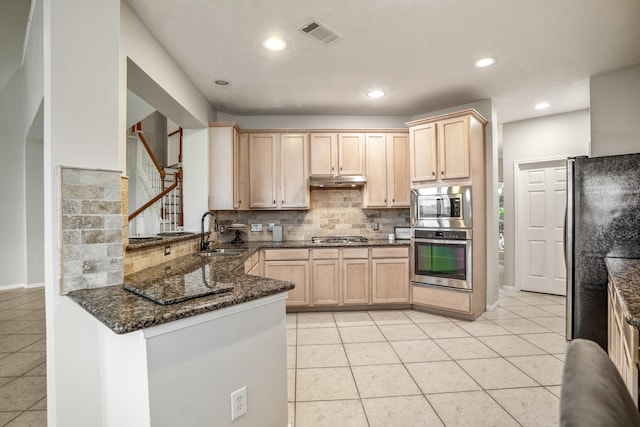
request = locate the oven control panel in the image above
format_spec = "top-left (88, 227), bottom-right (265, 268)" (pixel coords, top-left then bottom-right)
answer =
top-left (413, 229), bottom-right (471, 240)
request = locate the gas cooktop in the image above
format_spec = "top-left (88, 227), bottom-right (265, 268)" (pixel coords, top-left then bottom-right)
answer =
top-left (311, 236), bottom-right (369, 244)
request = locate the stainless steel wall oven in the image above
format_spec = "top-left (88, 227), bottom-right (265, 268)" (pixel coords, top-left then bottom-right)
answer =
top-left (411, 228), bottom-right (472, 291)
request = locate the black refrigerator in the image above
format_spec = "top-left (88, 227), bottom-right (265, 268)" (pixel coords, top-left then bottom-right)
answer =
top-left (566, 153), bottom-right (640, 350)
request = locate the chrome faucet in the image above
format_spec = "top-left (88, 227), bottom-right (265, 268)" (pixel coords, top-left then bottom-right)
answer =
top-left (200, 211), bottom-right (218, 251)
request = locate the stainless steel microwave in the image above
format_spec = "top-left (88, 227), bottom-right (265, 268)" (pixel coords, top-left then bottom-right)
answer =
top-left (410, 185), bottom-right (472, 229)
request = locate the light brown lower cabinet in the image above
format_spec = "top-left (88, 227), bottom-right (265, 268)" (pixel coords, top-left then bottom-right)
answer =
top-left (371, 247), bottom-right (410, 304)
top-left (341, 248), bottom-right (370, 305)
top-left (608, 281), bottom-right (639, 405)
top-left (312, 249), bottom-right (340, 306)
top-left (263, 249), bottom-right (310, 307)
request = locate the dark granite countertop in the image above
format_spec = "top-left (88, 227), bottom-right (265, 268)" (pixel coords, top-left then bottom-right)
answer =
top-left (606, 257), bottom-right (640, 327)
top-left (68, 238), bottom-right (410, 335)
top-left (125, 232), bottom-right (204, 251)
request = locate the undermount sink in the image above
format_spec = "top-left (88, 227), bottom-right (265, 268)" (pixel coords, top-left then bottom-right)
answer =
top-left (195, 248), bottom-right (248, 256)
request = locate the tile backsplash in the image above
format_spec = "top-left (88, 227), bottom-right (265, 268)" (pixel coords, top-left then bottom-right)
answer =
top-left (217, 188), bottom-right (409, 242)
top-left (60, 167), bottom-right (123, 293)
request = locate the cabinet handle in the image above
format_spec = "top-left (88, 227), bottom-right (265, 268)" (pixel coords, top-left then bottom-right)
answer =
top-left (432, 171), bottom-right (435, 176)
top-left (384, 198), bottom-right (387, 203)
top-left (331, 166), bottom-right (334, 171)
top-left (282, 200), bottom-right (284, 204)
top-left (441, 170), bottom-right (444, 175)
top-left (339, 166), bottom-right (343, 171)
top-left (392, 198), bottom-right (395, 202)
top-left (273, 200), bottom-right (276, 204)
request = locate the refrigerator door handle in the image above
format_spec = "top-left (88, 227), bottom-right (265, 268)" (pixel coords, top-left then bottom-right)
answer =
top-left (565, 158), bottom-right (575, 341)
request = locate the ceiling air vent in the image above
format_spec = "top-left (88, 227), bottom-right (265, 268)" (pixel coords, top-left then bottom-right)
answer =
top-left (299, 20), bottom-right (343, 46)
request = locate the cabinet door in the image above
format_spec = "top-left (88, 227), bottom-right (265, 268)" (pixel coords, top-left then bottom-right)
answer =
top-left (235, 132), bottom-right (250, 210)
top-left (410, 123), bottom-right (437, 183)
top-left (371, 258), bottom-right (409, 303)
top-left (388, 133), bottom-right (410, 207)
top-left (310, 133), bottom-right (337, 176)
top-left (312, 259), bottom-right (340, 305)
top-left (364, 133), bottom-right (388, 207)
top-left (264, 260), bottom-right (310, 307)
top-left (208, 125), bottom-right (235, 210)
top-left (338, 133), bottom-right (365, 175)
top-left (280, 134), bottom-right (309, 209)
top-left (342, 259), bottom-right (370, 305)
top-left (249, 134), bottom-right (277, 208)
top-left (438, 116), bottom-right (470, 180)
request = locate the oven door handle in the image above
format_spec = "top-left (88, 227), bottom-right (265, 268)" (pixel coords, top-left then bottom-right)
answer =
top-left (414, 238), bottom-right (470, 245)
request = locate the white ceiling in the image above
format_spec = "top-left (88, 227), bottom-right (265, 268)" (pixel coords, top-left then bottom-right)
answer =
top-left (126, 0), bottom-right (640, 124)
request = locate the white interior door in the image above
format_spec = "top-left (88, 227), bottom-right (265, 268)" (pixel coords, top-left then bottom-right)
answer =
top-left (518, 161), bottom-right (566, 295)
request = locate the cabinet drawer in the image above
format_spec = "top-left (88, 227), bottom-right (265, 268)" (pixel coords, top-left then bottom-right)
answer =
top-left (412, 285), bottom-right (470, 313)
top-left (372, 247), bottom-right (409, 258)
top-left (264, 249), bottom-right (309, 261)
top-left (343, 248), bottom-right (369, 259)
top-left (312, 249), bottom-right (339, 259)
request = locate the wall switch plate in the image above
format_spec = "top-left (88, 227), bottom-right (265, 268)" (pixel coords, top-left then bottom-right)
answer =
top-left (250, 223), bottom-right (262, 232)
top-left (268, 223), bottom-right (275, 231)
top-left (373, 222), bottom-right (379, 231)
top-left (230, 386), bottom-right (247, 420)
top-left (164, 246), bottom-right (171, 256)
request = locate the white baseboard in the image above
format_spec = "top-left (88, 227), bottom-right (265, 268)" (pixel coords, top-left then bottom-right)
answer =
top-left (486, 299), bottom-right (500, 312)
top-left (499, 285), bottom-right (517, 297)
top-left (0, 282), bottom-right (45, 291)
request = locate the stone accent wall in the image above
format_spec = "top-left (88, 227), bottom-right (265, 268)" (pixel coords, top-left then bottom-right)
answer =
top-left (217, 188), bottom-right (409, 242)
top-left (60, 167), bottom-right (123, 293)
top-left (124, 237), bottom-right (200, 275)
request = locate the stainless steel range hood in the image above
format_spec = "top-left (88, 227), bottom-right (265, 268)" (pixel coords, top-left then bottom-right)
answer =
top-left (308, 175), bottom-right (367, 188)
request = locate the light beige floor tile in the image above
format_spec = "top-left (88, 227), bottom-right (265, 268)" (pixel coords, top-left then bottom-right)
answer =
top-left (296, 328), bottom-right (341, 345)
top-left (287, 346), bottom-right (296, 369)
top-left (0, 377), bottom-right (14, 387)
top-left (530, 316), bottom-right (566, 334)
top-left (507, 355), bottom-right (564, 386)
top-left (352, 364), bottom-right (420, 398)
top-left (19, 337), bottom-right (46, 353)
top-left (286, 329), bottom-right (297, 346)
top-left (0, 376), bottom-right (46, 411)
top-left (288, 369), bottom-right (295, 402)
top-left (30, 396), bottom-right (47, 410)
top-left (520, 333), bottom-right (568, 354)
top-left (390, 340), bottom-right (450, 363)
top-left (297, 344), bottom-right (348, 368)
top-left (367, 310), bottom-right (412, 325)
top-left (0, 310), bottom-right (32, 321)
top-left (403, 310), bottom-right (452, 324)
top-left (333, 311), bottom-right (374, 327)
top-left (428, 390), bottom-right (519, 427)
top-left (296, 367), bottom-right (358, 401)
top-left (362, 395), bottom-right (444, 427)
top-left (338, 325), bottom-right (385, 343)
top-left (378, 323), bottom-right (428, 341)
top-left (16, 322), bottom-right (46, 335)
top-left (286, 313), bottom-right (297, 329)
top-left (479, 307), bottom-right (522, 320)
top-left (0, 335), bottom-right (43, 353)
top-left (406, 361), bottom-right (480, 394)
top-left (490, 318), bottom-right (550, 334)
top-left (489, 387), bottom-right (560, 427)
top-left (553, 353), bottom-right (566, 362)
top-left (478, 335), bottom-right (547, 357)
top-left (504, 305), bottom-right (559, 318)
top-left (537, 305), bottom-right (566, 316)
top-left (458, 358), bottom-right (538, 389)
top-left (511, 295), bottom-right (560, 306)
top-left (5, 410), bottom-right (47, 427)
top-left (13, 310), bottom-right (46, 321)
top-left (539, 295), bottom-right (566, 304)
top-left (297, 312), bottom-right (336, 329)
top-left (0, 321), bottom-right (40, 335)
top-left (458, 320), bottom-right (511, 336)
top-left (418, 322), bottom-right (471, 339)
top-left (434, 337), bottom-right (499, 360)
top-left (0, 412), bottom-right (20, 426)
top-left (546, 385), bottom-right (562, 397)
top-left (295, 400), bottom-right (368, 427)
top-left (499, 297), bottom-right (531, 307)
top-left (344, 342), bottom-right (400, 366)
top-left (13, 302), bottom-right (44, 310)
top-left (288, 402), bottom-right (295, 426)
top-left (0, 352), bottom-right (46, 377)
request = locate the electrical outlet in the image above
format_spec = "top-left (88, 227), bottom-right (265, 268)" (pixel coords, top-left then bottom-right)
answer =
top-left (164, 246), bottom-right (171, 256)
top-left (219, 225), bottom-right (225, 233)
top-left (230, 386), bottom-right (247, 420)
top-left (373, 222), bottom-right (379, 231)
top-left (250, 223), bottom-right (263, 232)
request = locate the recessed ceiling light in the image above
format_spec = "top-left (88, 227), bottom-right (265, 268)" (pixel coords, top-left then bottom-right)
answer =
top-left (214, 80), bottom-right (230, 86)
top-left (535, 102), bottom-right (550, 110)
top-left (475, 57), bottom-right (495, 68)
top-left (367, 90), bottom-right (385, 98)
top-left (263, 37), bottom-right (287, 51)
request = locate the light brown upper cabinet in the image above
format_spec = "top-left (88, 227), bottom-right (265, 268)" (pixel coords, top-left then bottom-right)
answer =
top-left (407, 109), bottom-right (487, 186)
top-left (364, 133), bottom-right (410, 208)
top-left (249, 133), bottom-right (309, 209)
top-left (310, 133), bottom-right (365, 176)
top-left (209, 123), bottom-right (249, 210)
